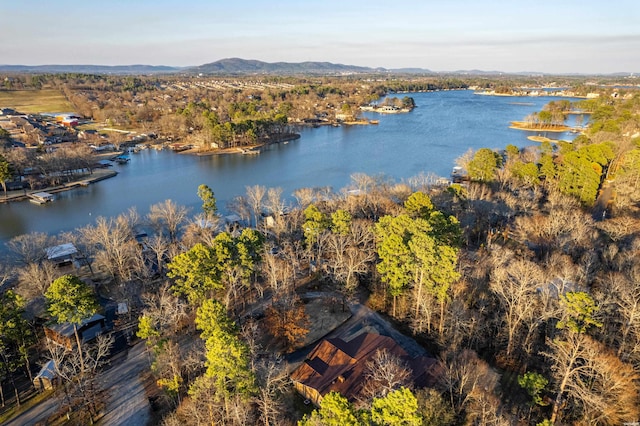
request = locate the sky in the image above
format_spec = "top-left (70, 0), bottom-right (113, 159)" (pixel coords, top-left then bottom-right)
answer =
top-left (1, 0), bottom-right (639, 74)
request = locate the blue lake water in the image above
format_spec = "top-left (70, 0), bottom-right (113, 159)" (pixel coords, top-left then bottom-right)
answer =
top-left (0, 90), bottom-right (578, 243)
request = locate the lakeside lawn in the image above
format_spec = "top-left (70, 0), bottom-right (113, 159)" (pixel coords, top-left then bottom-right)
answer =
top-left (0, 89), bottom-right (75, 113)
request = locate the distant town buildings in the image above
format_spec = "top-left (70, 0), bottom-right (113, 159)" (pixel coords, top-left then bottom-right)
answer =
top-left (0, 110), bottom-right (80, 146)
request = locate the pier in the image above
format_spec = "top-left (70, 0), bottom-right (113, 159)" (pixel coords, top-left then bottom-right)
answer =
top-left (28, 192), bottom-right (54, 204)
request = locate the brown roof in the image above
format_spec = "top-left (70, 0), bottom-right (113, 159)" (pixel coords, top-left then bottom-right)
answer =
top-left (291, 332), bottom-right (439, 402)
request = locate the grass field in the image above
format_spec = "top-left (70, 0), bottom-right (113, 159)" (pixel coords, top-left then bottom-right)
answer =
top-left (0, 89), bottom-right (75, 113)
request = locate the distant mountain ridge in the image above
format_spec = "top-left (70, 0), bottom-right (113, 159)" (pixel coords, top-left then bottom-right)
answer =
top-left (0, 59), bottom-right (634, 76)
top-left (0, 59), bottom-right (432, 76)
top-left (187, 58), bottom-right (393, 75)
top-left (0, 64), bottom-right (181, 74)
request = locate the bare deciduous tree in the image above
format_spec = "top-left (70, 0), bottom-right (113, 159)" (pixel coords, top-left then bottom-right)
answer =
top-left (16, 260), bottom-right (60, 299)
top-left (227, 195), bottom-right (251, 225)
top-left (605, 268), bottom-right (640, 363)
top-left (81, 215), bottom-right (143, 284)
top-left (246, 185), bottom-right (266, 228)
top-left (264, 187), bottom-right (289, 237)
top-left (489, 252), bottom-right (544, 358)
top-left (145, 232), bottom-right (171, 278)
top-left (545, 334), bottom-right (640, 425)
top-left (360, 349), bottom-right (411, 404)
top-left (292, 187), bottom-right (316, 209)
top-left (438, 349), bottom-right (501, 417)
top-left (254, 355), bottom-right (288, 426)
top-left (6, 232), bottom-right (50, 265)
top-left (181, 214), bottom-right (220, 248)
top-left (140, 282), bottom-right (188, 336)
top-left (148, 199), bottom-right (190, 243)
top-left (261, 249), bottom-right (295, 299)
top-left (47, 334), bottom-right (114, 424)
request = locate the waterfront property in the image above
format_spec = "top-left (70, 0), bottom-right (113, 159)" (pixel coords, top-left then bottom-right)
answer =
top-left (113, 154), bottom-right (130, 164)
top-left (45, 242), bottom-right (78, 267)
top-left (28, 191), bottom-right (54, 204)
top-left (0, 90), bottom-right (579, 244)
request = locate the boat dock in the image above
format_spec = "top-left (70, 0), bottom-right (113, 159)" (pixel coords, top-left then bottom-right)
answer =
top-left (28, 192), bottom-right (54, 204)
top-left (113, 154), bottom-right (130, 164)
top-left (241, 148), bottom-right (260, 155)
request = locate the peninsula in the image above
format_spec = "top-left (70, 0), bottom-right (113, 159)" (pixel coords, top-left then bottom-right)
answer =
top-left (509, 121), bottom-right (571, 132)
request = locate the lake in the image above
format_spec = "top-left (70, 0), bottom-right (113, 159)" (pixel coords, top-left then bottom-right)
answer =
top-left (0, 90), bottom-right (578, 243)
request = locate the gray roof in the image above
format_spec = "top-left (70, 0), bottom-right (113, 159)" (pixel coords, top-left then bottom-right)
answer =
top-left (48, 313), bottom-right (105, 338)
top-left (45, 243), bottom-right (78, 261)
top-left (34, 360), bottom-right (57, 381)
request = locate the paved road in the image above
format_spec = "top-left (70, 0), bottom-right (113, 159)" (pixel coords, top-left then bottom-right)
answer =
top-left (593, 185), bottom-right (613, 221)
top-left (5, 341), bottom-right (151, 426)
top-left (4, 391), bottom-right (58, 426)
top-left (97, 341), bottom-right (151, 426)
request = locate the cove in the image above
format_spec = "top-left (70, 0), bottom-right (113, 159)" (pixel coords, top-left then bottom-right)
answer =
top-left (0, 90), bottom-right (577, 243)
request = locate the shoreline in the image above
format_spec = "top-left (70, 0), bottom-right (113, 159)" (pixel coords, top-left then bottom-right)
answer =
top-left (184, 133), bottom-right (301, 157)
top-left (475, 91), bottom-right (588, 99)
top-left (527, 135), bottom-right (569, 144)
top-left (0, 168), bottom-right (118, 204)
top-left (509, 121), bottom-right (571, 132)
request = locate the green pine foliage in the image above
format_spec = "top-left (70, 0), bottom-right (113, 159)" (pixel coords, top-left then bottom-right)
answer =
top-left (467, 148), bottom-right (502, 182)
top-left (518, 371), bottom-right (549, 406)
top-left (370, 387), bottom-right (422, 426)
top-left (557, 291), bottom-right (603, 334)
top-left (197, 184), bottom-right (218, 218)
top-left (304, 204), bottom-right (329, 246)
top-left (167, 229), bottom-right (264, 305)
top-left (331, 209), bottom-right (352, 236)
top-left (45, 274), bottom-right (98, 325)
top-left (195, 299), bottom-right (255, 397)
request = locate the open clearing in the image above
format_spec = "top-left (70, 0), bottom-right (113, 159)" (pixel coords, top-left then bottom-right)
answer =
top-left (0, 89), bottom-right (75, 113)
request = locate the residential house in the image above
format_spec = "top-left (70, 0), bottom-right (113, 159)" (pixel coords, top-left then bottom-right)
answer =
top-left (290, 332), bottom-right (439, 406)
top-left (44, 313), bottom-right (107, 350)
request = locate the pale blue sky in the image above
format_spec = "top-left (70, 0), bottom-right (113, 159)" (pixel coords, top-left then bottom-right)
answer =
top-left (1, 0), bottom-right (638, 73)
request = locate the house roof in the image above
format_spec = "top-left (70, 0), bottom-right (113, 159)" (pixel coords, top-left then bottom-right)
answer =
top-left (45, 243), bottom-right (78, 261)
top-left (34, 360), bottom-right (57, 381)
top-left (291, 332), bottom-right (439, 402)
top-left (47, 313), bottom-right (105, 338)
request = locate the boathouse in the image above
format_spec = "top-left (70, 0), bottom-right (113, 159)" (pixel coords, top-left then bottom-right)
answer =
top-left (45, 243), bottom-right (78, 267)
top-left (28, 192), bottom-right (54, 204)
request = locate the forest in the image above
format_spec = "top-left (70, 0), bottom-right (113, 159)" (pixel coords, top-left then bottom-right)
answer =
top-left (0, 74), bottom-right (639, 425)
